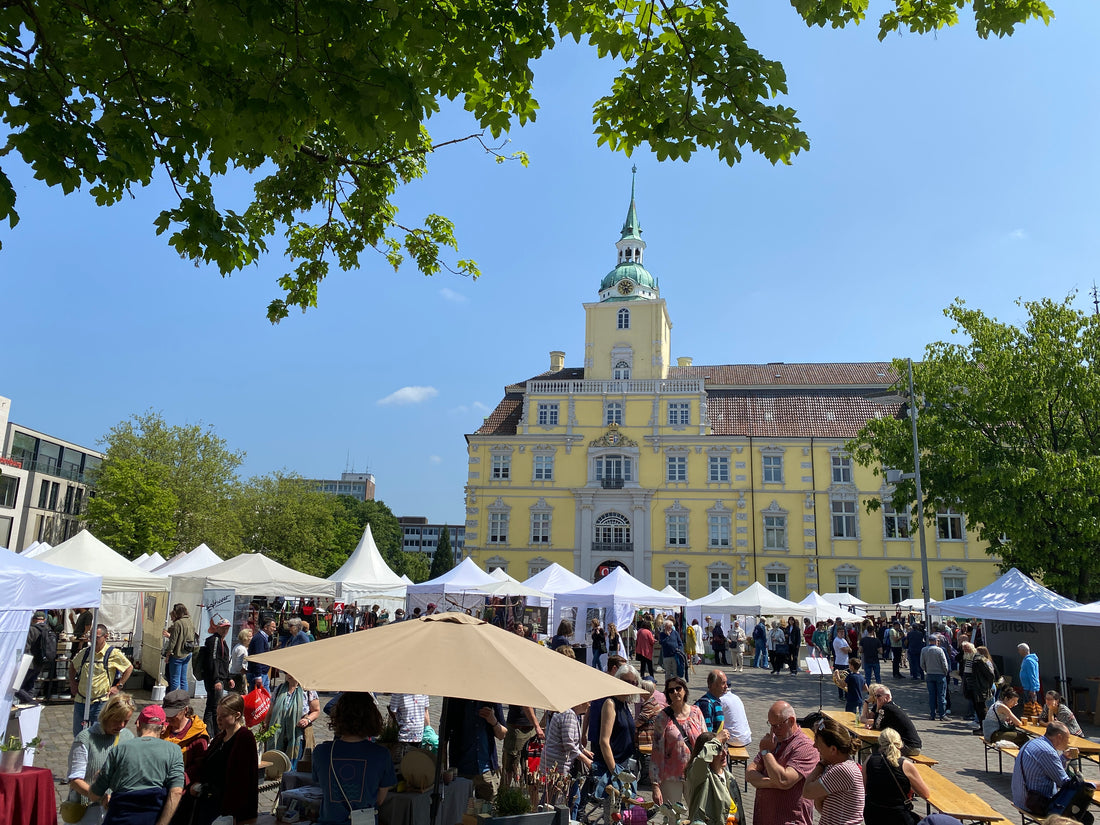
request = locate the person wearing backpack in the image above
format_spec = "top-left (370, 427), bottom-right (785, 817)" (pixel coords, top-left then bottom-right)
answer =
top-left (68, 623), bottom-right (133, 736)
top-left (164, 604), bottom-right (198, 693)
top-left (19, 611), bottom-right (54, 698)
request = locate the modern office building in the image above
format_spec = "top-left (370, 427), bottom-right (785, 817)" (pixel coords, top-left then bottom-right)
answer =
top-left (461, 181), bottom-right (1001, 603)
top-left (398, 517), bottom-right (465, 562)
top-left (0, 395), bottom-right (102, 551)
top-left (312, 471), bottom-right (376, 501)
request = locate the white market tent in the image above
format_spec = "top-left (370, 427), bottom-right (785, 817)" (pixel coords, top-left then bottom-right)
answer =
top-left (134, 552), bottom-right (167, 571)
top-left (154, 543), bottom-right (223, 576)
top-left (405, 556), bottom-right (498, 613)
top-left (35, 530), bottom-right (168, 638)
top-left (170, 553), bottom-right (337, 618)
top-left (20, 541), bottom-right (52, 559)
top-left (0, 549), bottom-right (102, 754)
top-left (554, 566), bottom-right (688, 637)
top-left (707, 582), bottom-right (814, 620)
top-left (684, 586), bottom-right (735, 627)
top-left (1057, 601), bottom-right (1100, 627)
top-left (326, 525), bottom-right (406, 611)
top-left (523, 563), bottom-right (590, 594)
top-left (799, 591), bottom-right (864, 624)
top-left (660, 585), bottom-right (684, 598)
top-left (897, 597), bottom-right (936, 611)
top-left (820, 592), bottom-right (868, 609)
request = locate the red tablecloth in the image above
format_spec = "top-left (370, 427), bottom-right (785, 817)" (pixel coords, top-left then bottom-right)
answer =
top-left (0, 767), bottom-right (57, 825)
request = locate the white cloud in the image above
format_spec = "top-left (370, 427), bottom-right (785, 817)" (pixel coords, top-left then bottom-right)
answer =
top-left (429, 455), bottom-right (443, 464)
top-left (377, 386), bottom-right (439, 406)
top-left (440, 287), bottom-right (468, 304)
top-left (450, 401), bottom-right (491, 415)
top-left (1008, 228), bottom-right (1028, 240)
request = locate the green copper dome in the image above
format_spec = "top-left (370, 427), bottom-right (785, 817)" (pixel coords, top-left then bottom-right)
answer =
top-left (600, 262), bottom-right (658, 292)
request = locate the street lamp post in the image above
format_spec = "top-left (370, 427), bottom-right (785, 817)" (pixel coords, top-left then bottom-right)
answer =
top-left (885, 358), bottom-right (933, 632)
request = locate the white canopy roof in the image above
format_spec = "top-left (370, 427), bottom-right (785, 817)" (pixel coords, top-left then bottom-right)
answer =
top-left (474, 578), bottom-right (553, 600)
top-left (171, 553), bottom-right (337, 597)
top-left (1058, 600), bottom-right (1100, 627)
top-left (327, 525), bottom-right (406, 602)
top-left (706, 582), bottom-right (814, 619)
top-left (36, 530), bottom-right (168, 593)
top-left (896, 597), bottom-right (935, 610)
top-left (133, 552), bottom-right (166, 571)
top-left (660, 585), bottom-right (684, 598)
top-left (0, 547), bottom-right (103, 611)
top-left (820, 592), bottom-right (868, 608)
top-left (154, 543), bottom-right (223, 575)
top-left (555, 567), bottom-right (687, 632)
top-left (406, 556), bottom-right (497, 594)
top-left (684, 586), bottom-right (736, 626)
top-left (798, 591), bottom-right (863, 624)
top-left (21, 541), bottom-right (52, 558)
top-left (931, 567), bottom-right (1079, 622)
top-left (523, 563), bottom-right (590, 595)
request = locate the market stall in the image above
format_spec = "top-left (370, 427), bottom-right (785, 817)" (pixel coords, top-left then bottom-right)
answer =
top-left (326, 524), bottom-right (406, 613)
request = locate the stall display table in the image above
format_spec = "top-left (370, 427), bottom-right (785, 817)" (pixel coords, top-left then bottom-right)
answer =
top-left (379, 776), bottom-right (473, 825)
top-left (0, 767), bottom-right (57, 825)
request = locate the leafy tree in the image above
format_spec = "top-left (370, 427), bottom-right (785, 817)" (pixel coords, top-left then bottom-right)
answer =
top-left (0, 0), bottom-right (1053, 321)
top-left (402, 551), bottom-right (431, 584)
top-left (850, 297), bottom-right (1100, 601)
top-left (93, 411), bottom-right (243, 556)
top-left (235, 471), bottom-right (341, 575)
top-left (429, 526), bottom-right (455, 579)
top-left (85, 456), bottom-right (178, 559)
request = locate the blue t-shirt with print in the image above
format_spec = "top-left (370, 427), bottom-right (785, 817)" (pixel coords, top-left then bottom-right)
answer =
top-left (311, 739), bottom-right (396, 825)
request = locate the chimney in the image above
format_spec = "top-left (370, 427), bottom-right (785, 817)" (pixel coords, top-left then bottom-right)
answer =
top-left (550, 351), bottom-right (565, 372)
top-left (677, 357), bottom-right (693, 367)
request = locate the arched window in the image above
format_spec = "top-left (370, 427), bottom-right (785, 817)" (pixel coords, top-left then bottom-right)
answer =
top-left (617, 308), bottom-right (630, 330)
top-left (613, 360), bottom-right (631, 379)
top-left (594, 512), bottom-right (631, 546)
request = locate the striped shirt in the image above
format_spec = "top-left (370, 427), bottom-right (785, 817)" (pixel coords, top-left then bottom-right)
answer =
top-left (542, 708), bottom-right (583, 774)
top-left (695, 692), bottom-right (725, 733)
top-left (1012, 735), bottom-right (1069, 810)
top-left (388, 694), bottom-right (429, 743)
top-left (818, 760), bottom-right (865, 825)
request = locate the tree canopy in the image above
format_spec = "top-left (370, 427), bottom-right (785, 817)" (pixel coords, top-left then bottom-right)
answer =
top-left (1, 0), bottom-right (1053, 321)
top-left (429, 525), bottom-right (455, 579)
top-left (850, 297), bottom-right (1100, 601)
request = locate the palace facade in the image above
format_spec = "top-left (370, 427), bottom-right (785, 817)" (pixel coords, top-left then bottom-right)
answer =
top-left (462, 182), bottom-right (999, 603)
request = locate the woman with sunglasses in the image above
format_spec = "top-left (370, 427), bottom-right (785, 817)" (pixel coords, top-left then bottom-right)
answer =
top-left (650, 676), bottom-right (705, 808)
top-left (803, 717), bottom-right (864, 825)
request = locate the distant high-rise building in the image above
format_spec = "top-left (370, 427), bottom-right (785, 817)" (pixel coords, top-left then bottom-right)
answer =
top-left (398, 517), bottom-right (464, 562)
top-left (0, 395), bottom-right (102, 551)
top-left (312, 471), bottom-right (376, 501)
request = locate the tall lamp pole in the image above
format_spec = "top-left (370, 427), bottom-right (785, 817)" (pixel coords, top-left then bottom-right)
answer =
top-left (885, 358), bottom-right (932, 631)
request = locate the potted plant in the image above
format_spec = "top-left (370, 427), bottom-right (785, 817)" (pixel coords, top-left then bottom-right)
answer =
top-left (478, 787), bottom-right (568, 825)
top-left (0, 735), bottom-right (41, 774)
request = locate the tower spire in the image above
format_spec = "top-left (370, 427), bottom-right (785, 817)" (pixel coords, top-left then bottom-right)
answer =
top-left (620, 165), bottom-right (642, 241)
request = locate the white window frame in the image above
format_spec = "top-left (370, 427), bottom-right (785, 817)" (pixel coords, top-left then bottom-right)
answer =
top-left (708, 563), bottom-right (732, 594)
top-left (595, 454), bottom-right (632, 483)
top-left (765, 566), bottom-right (789, 599)
top-left (666, 454), bottom-right (687, 483)
top-left (883, 501), bottom-right (910, 539)
top-left (889, 571), bottom-right (913, 604)
top-left (942, 567), bottom-right (967, 600)
top-left (762, 454), bottom-right (783, 484)
top-left (488, 511), bottom-right (510, 544)
top-left (613, 361), bottom-right (631, 380)
top-left (708, 513), bottom-right (731, 549)
top-left (831, 497), bottom-right (857, 538)
top-left (708, 454), bottom-right (730, 483)
top-left (831, 454), bottom-right (853, 484)
top-left (490, 451), bottom-right (511, 480)
top-left (605, 401), bottom-right (623, 426)
top-left (530, 510), bottom-right (551, 544)
top-left (937, 506), bottom-right (964, 540)
top-left (667, 402), bottom-right (690, 426)
top-left (664, 561), bottom-right (690, 597)
top-left (532, 452), bottom-right (554, 481)
top-left (763, 514), bottom-right (787, 550)
top-left (617, 308), bottom-right (630, 329)
top-left (835, 567), bottom-right (860, 597)
top-left (536, 402), bottom-right (559, 426)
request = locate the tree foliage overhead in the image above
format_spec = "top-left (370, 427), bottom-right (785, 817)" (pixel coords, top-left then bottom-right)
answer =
top-left (88, 410), bottom-right (244, 557)
top-left (850, 297), bottom-right (1100, 601)
top-left (0, 0), bottom-right (1053, 322)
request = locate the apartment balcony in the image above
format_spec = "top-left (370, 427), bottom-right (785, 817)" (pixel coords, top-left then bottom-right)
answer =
top-left (600, 477), bottom-right (625, 489)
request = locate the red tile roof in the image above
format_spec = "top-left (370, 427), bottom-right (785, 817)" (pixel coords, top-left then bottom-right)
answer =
top-left (670, 362), bottom-right (898, 386)
top-left (706, 391), bottom-right (902, 438)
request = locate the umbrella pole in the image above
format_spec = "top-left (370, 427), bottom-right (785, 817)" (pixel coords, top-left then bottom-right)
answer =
top-left (429, 696), bottom-right (451, 824)
top-left (83, 608), bottom-right (98, 729)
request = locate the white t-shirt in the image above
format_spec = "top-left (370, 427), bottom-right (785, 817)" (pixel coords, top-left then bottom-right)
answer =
top-left (719, 691), bottom-right (752, 746)
top-left (833, 634), bottom-right (851, 667)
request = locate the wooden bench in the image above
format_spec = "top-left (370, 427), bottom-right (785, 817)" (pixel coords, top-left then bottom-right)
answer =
top-left (1012, 803), bottom-right (1043, 825)
top-left (908, 752), bottom-right (939, 767)
top-left (983, 737), bottom-right (1020, 775)
top-left (915, 764), bottom-right (1012, 824)
top-left (727, 744), bottom-right (750, 790)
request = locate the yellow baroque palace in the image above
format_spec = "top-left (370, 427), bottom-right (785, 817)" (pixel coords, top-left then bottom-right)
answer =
top-left (463, 179), bottom-right (1000, 604)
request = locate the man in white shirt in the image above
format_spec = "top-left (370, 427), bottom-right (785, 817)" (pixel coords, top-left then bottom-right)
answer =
top-left (719, 682), bottom-right (752, 746)
top-left (832, 629), bottom-right (852, 701)
top-left (388, 693), bottom-right (431, 752)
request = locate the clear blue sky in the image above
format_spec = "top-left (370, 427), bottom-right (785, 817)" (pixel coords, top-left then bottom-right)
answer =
top-left (4, 3), bottom-right (1098, 528)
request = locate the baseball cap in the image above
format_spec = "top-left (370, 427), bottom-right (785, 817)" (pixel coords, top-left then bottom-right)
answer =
top-left (427, 603), bottom-right (436, 610)
top-left (33, 611), bottom-right (46, 621)
top-left (163, 690), bottom-right (191, 717)
top-left (138, 705), bottom-right (167, 726)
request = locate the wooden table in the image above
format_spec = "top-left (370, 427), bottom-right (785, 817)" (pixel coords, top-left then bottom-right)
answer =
top-left (821, 710), bottom-right (938, 766)
top-left (915, 763), bottom-right (1009, 824)
top-left (1017, 722), bottom-right (1100, 773)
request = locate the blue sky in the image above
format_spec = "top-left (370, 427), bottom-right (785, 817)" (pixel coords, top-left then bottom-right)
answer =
top-left (3, 3), bottom-right (1098, 528)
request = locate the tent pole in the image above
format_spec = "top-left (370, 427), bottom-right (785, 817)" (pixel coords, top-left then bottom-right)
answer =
top-left (429, 696), bottom-right (451, 825)
top-left (82, 608), bottom-right (98, 729)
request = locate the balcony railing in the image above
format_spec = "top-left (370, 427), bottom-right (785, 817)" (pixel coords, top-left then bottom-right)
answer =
top-left (2, 453), bottom-right (90, 483)
top-left (600, 477), bottom-right (625, 489)
top-left (591, 543), bottom-right (633, 556)
top-left (527, 378), bottom-right (705, 395)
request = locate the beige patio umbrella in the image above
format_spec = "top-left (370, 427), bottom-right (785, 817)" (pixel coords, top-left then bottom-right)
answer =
top-left (249, 610), bottom-right (643, 710)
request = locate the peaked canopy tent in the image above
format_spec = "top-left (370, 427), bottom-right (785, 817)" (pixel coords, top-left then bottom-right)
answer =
top-left (405, 556), bottom-right (498, 613)
top-left (553, 566), bottom-right (688, 639)
top-left (19, 541), bottom-right (52, 559)
top-left (0, 549), bottom-right (102, 756)
top-left (931, 567), bottom-right (1081, 694)
top-left (798, 591), bottom-right (864, 624)
top-left (521, 563), bottom-right (591, 609)
top-left (326, 525), bottom-right (406, 611)
top-left (684, 586), bottom-right (735, 627)
top-left (35, 530), bottom-right (168, 638)
top-left (706, 582), bottom-right (815, 621)
top-left (134, 552), bottom-right (167, 571)
top-left (170, 553), bottom-right (337, 616)
top-left (820, 592), bottom-right (868, 609)
top-left (154, 543), bottom-right (223, 576)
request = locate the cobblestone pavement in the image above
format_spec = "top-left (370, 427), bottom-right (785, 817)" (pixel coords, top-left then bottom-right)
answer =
top-left (27, 654), bottom-right (1096, 823)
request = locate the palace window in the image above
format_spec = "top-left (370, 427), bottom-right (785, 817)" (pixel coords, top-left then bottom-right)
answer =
top-left (613, 361), bottom-right (631, 380)
top-left (831, 498), bottom-right (857, 538)
top-left (667, 455), bottom-right (687, 483)
top-left (533, 454), bottom-right (554, 481)
top-left (667, 514), bottom-right (688, 546)
top-left (488, 511), bottom-right (509, 544)
top-left (836, 571), bottom-right (859, 597)
top-left (763, 514), bottom-right (787, 550)
top-left (490, 452), bottom-right (511, 480)
top-left (762, 454), bottom-right (783, 483)
top-left (708, 514), bottom-right (731, 548)
top-left (943, 574), bottom-right (966, 600)
top-left (708, 564), bottom-right (732, 593)
top-left (889, 572), bottom-right (913, 604)
top-left (596, 455), bottom-right (632, 483)
top-left (605, 402), bottom-right (623, 426)
top-left (617, 308), bottom-right (630, 329)
top-left (668, 402), bottom-right (690, 426)
top-left (831, 455), bottom-right (853, 483)
top-left (530, 511), bottom-right (551, 544)
top-left (665, 563), bottom-right (689, 597)
top-left (708, 455), bottom-right (729, 483)
top-left (937, 507), bottom-right (964, 540)
top-left (594, 512), bottom-right (631, 546)
top-left (536, 403), bottom-right (559, 426)
top-left (883, 502), bottom-right (910, 539)
top-left (766, 569), bottom-right (789, 599)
